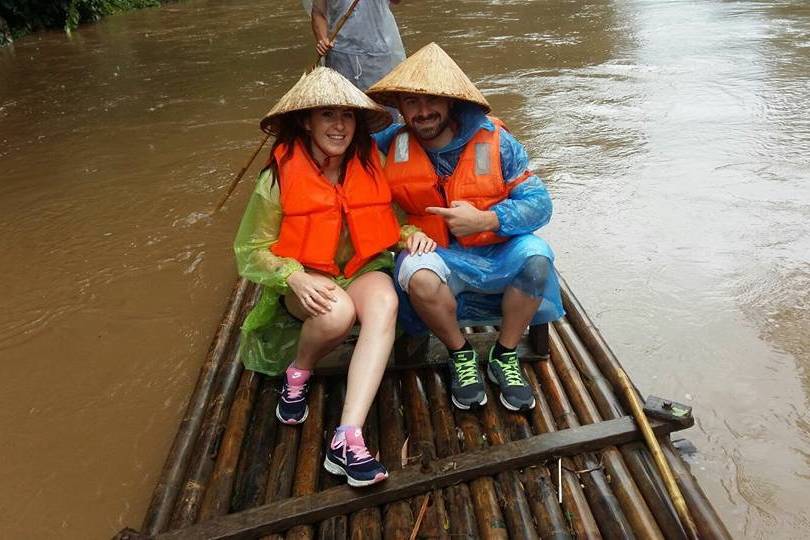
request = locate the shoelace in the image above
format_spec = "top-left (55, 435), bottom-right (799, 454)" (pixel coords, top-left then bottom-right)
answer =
top-left (284, 381), bottom-right (307, 400)
top-left (348, 444), bottom-right (372, 462)
top-left (495, 352), bottom-right (524, 386)
top-left (453, 351), bottom-right (479, 387)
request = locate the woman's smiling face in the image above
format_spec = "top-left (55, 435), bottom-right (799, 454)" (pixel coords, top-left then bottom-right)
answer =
top-left (304, 107), bottom-right (357, 159)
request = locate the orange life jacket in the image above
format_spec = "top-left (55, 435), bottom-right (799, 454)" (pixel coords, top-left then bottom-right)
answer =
top-left (270, 140), bottom-right (400, 278)
top-left (384, 121), bottom-right (529, 248)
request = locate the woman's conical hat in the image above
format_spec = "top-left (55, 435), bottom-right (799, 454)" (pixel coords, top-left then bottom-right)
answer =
top-left (366, 42), bottom-right (490, 113)
top-left (260, 67), bottom-right (392, 134)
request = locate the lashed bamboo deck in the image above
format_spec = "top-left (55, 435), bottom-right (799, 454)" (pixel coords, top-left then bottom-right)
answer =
top-left (117, 275), bottom-right (731, 540)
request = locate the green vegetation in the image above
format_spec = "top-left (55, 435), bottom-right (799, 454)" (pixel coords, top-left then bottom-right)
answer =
top-left (1, 0), bottom-right (161, 45)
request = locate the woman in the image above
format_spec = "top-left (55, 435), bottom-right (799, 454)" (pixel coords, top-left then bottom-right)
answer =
top-left (234, 67), bottom-right (435, 487)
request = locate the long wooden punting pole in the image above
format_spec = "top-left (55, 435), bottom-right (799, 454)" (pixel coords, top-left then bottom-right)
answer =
top-left (141, 277), bottom-right (253, 535)
top-left (213, 0), bottom-right (362, 214)
top-left (377, 374), bottom-right (416, 537)
top-left (522, 367), bottom-right (602, 539)
top-left (197, 370), bottom-right (260, 520)
top-left (557, 275), bottom-right (731, 539)
top-left (552, 320), bottom-right (688, 539)
top-left (424, 370), bottom-right (482, 538)
top-left (152, 415), bottom-right (688, 539)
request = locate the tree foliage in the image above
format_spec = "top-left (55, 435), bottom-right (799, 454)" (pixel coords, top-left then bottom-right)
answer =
top-left (0, 0), bottom-right (160, 44)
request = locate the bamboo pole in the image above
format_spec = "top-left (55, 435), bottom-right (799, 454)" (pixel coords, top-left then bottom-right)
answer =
top-left (400, 370), bottom-right (450, 539)
top-left (499, 406), bottom-right (573, 540)
top-left (349, 402), bottom-right (383, 539)
top-left (377, 374), bottom-right (416, 538)
top-left (230, 377), bottom-right (279, 512)
top-left (169, 338), bottom-right (248, 527)
top-left (557, 275), bottom-right (731, 539)
top-left (616, 367), bottom-right (699, 539)
top-left (534, 358), bottom-right (636, 539)
top-left (317, 379), bottom-right (348, 540)
top-left (424, 369), bottom-right (480, 538)
top-left (141, 277), bottom-right (253, 535)
top-left (285, 379), bottom-right (326, 540)
top-left (548, 327), bottom-right (665, 539)
top-left (522, 366), bottom-right (602, 539)
top-left (198, 369), bottom-right (260, 520)
top-left (478, 386), bottom-right (540, 540)
top-left (452, 409), bottom-right (508, 539)
top-left (553, 319), bottom-right (688, 539)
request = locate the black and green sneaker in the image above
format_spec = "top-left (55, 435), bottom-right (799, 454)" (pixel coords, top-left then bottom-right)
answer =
top-left (487, 346), bottom-right (536, 411)
top-left (448, 348), bottom-right (487, 410)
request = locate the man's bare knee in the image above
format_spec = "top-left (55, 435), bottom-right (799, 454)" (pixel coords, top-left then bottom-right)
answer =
top-left (408, 269), bottom-right (443, 301)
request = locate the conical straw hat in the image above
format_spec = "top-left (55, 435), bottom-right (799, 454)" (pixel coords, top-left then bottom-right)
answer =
top-left (367, 42), bottom-right (490, 113)
top-left (260, 67), bottom-right (392, 134)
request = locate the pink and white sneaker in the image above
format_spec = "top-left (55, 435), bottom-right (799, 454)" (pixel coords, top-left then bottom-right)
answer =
top-left (323, 427), bottom-right (388, 487)
top-left (275, 367), bottom-right (310, 425)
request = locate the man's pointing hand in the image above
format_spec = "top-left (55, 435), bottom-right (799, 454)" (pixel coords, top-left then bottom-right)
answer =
top-left (426, 201), bottom-right (500, 238)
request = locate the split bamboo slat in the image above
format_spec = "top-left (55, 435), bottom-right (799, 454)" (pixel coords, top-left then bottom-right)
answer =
top-left (121, 275), bottom-right (729, 540)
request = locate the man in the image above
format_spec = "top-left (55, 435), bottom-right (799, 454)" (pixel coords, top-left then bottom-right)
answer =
top-left (310, 0), bottom-right (405, 91)
top-left (368, 43), bottom-right (565, 412)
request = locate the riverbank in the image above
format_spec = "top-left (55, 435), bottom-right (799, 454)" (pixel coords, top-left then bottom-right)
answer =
top-left (0, 0), bottom-right (162, 46)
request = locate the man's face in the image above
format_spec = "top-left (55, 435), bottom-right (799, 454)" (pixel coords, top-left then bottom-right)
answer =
top-left (397, 94), bottom-right (453, 141)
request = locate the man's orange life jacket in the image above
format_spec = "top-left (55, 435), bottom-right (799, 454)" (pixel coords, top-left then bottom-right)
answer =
top-left (270, 140), bottom-right (400, 278)
top-left (383, 122), bottom-right (529, 248)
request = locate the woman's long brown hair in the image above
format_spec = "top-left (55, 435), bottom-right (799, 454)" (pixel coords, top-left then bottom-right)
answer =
top-left (267, 108), bottom-right (374, 185)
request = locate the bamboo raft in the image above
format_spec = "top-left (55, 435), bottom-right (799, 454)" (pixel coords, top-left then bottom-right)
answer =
top-left (116, 274), bottom-right (731, 540)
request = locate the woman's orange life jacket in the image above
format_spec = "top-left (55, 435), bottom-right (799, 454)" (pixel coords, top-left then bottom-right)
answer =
top-left (383, 121), bottom-right (530, 248)
top-left (270, 139), bottom-right (400, 278)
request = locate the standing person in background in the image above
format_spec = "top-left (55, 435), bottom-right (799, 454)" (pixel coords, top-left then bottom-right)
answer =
top-left (310, 0), bottom-right (406, 91)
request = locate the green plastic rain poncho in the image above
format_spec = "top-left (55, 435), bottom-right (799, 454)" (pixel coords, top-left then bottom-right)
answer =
top-left (234, 164), bottom-right (417, 376)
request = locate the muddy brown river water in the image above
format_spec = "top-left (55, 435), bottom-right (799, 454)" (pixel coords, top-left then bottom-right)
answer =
top-left (1, 0), bottom-right (809, 538)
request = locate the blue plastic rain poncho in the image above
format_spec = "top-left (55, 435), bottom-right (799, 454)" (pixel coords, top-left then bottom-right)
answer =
top-left (373, 102), bottom-right (565, 334)
top-left (309, 0), bottom-right (405, 90)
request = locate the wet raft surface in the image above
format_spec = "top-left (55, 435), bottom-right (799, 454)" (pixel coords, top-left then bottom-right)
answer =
top-left (123, 276), bottom-right (731, 540)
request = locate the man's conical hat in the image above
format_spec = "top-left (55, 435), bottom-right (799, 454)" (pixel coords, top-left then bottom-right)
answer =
top-left (366, 42), bottom-right (490, 113)
top-left (260, 67), bottom-right (392, 134)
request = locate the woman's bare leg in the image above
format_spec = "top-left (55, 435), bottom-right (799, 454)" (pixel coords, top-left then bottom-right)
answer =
top-left (340, 271), bottom-right (398, 426)
top-left (284, 273), bottom-right (356, 370)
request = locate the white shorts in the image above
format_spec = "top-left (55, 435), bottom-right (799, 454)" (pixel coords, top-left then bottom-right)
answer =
top-left (397, 252), bottom-right (499, 296)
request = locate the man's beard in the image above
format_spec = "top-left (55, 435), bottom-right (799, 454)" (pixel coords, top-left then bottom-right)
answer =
top-left (411, 113), bottom-right (451, 141)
